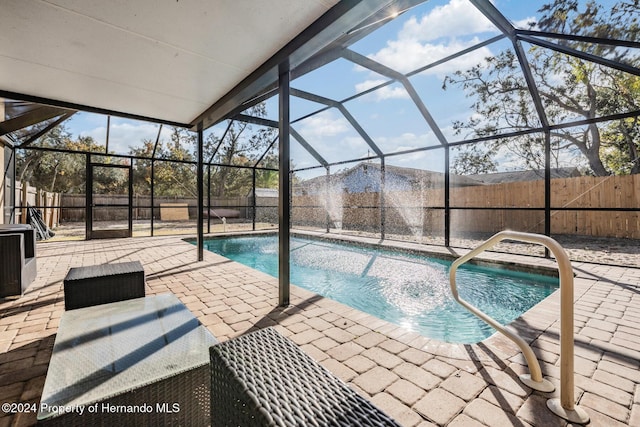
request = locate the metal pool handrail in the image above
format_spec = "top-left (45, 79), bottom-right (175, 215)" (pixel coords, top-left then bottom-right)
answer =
top-left (448, 230), bottom-right (589, 424)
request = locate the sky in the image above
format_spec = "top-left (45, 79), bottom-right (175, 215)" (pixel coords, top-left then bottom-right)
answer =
top-left (60, 0), bottom-right (612, 180)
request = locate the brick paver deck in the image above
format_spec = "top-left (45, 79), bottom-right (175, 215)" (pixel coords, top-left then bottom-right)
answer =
top-left (0, 233), bottom-right (638, 426)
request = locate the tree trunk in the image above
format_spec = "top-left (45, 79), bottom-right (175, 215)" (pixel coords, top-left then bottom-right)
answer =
top-left (620, 120), bottom-right (640, 174)
top-left (49, 162), bottom-right (60, 192)
top-left (586, 124), bottom-right (609, 176)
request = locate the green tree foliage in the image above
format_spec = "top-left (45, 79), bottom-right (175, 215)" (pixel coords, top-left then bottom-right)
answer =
top-left (156, 127), bottom-right (197, 197)
top-left (255, 153), bottom-right (279, 189)
top-left (129, 140), bottom-right (154, 196)
top-left (16, 124), bottom-right (124, 193)
top-left (129, 127), bottom-right (197, 197)
top-left (443, 0), bottom-right (640, 176)
top-left (18, 103), bottom-right (280, 200)
top-left (129, 105), bottom-right (279, 199)
top-left (207, 103), bottom-right (278, 197)
top-left (450, 145), bottom-right (498, 175)
top-left (90, 162), bottom-right (130, 195)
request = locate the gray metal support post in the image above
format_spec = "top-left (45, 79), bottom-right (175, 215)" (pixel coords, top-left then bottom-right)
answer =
top-left (207, 165), bottom-right (211, 234)
top-left (85, 153), bottom-right (91, 239)
top-left (278, 60), bottom-right (291, 307)
top-left (444, 146), bottom-right (450, 247)
top-left (380, 157), bottom-right (386, 239)
top-left (252, 168), bottom-right (257, 231)
top-left (325, 166), bottom-right (330, 233)
top-left (127, 160), bottom-right (133, 236)
top-left (150, 160), bottom-right (155, 236)
top-left (544, 130), bottom-right (551, 258)
top-left (197, 124), bottom-right (204, 262)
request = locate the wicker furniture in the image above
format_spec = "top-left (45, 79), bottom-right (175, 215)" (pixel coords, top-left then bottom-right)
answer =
top-left (0, 224), bottom-right (37, 297)
top-left (38, 294), bottom-right (217, 426)
top-left (63, 261), bottom-right (145, 310)
top-left (209, 327), bottom-right (401, 426)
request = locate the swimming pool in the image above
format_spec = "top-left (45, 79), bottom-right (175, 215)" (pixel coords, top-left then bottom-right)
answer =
top-left (199, 235), bottom-right (558, 344)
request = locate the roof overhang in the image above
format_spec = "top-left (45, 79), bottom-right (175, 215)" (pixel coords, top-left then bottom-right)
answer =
top-left (1, 0), bottom-right (406, 130)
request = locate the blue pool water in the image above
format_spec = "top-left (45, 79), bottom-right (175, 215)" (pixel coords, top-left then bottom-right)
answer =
top-left (200, 235), bottom-right (558, 343)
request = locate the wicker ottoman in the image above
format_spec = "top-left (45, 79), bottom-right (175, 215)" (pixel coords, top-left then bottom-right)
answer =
top-left (63, 261), bottom-right (145, 310)
top-left (210, 327), bottom-right (401, 426)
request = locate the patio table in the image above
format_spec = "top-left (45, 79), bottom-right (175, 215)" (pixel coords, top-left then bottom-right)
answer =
top-left (209, 327), bottom-right (401, 426)
top-left (37, 294), bottom-right (216, 426)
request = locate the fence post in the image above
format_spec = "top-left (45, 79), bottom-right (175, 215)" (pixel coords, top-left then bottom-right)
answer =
top-left (38, 190), bottom-right (43, 224)
top-left (43, 190), bottom-right (48, 225)
top-left (21, 181), bottom-right (29, 224)
top-left (55, 192), bottom-right (61, 226)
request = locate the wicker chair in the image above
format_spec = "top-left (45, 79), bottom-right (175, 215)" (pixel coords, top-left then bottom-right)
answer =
top-left (0, 225), bottom-right (37, 297)
top-left (210, 327), bottom-right (401, 426)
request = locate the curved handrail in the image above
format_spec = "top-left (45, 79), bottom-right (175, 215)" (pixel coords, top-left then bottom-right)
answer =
top-left (448, 230), bottom-right (589, 423)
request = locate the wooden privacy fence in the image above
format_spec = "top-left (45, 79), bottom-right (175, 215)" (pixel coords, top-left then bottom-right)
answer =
top-left (51, 175), bottom-right (638, 238)
top-left (293, 174), bottom-right (640, 239)
top-left (450, 175), bottom-right (639, 238)
top-left (60, 195), bottom-right (249, 221)
top-left (15, 181), bottom-right (61, 228)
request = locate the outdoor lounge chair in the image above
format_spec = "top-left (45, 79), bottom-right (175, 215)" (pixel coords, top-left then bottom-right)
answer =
top-left (210, 327), bottom-right (401, 426)
top-left (0, 224), bottom-right (37, 297)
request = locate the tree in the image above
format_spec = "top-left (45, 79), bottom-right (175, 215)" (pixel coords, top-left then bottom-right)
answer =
top-left (129, 127), bottom-right (197, 197)
top-left (129, 140), bottom-right (154, 196)
top-left (255, 153), bottom-right (280, 189)
top-left (17, 125), bottom-right (111, 193)
top-left (450, 145), bottom-right (498, 175)
top-left (207, 103), bottom-right (278, 197)
top-left (443, 0), bottom-right (640, 176)
top-left (17, 102), bottom-right (279, 200)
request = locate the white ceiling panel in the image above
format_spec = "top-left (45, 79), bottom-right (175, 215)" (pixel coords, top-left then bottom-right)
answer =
top-left (0, 0), bottom-right (339, 125)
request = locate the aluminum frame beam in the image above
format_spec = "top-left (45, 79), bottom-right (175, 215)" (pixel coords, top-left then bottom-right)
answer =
top-left (341, 49), bottom-right (448, 145)
top-left (291, 88), bottom-right (384, 157)
top-left (0, 105), bottom-right (71, 136)
top-left (518, 34), bottom-right (640, 77)
top-left (469, 0), bottom-right (515, 39)
top-left (290, 127), bottom-right (329, 168)
top-left (18, 111), bottom-right (76, 147)
top-left (191, 0), bottom-right (401, 130)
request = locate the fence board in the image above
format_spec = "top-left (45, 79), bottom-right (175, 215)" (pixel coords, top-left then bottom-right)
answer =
top-left (293, 175), bottom-right (638, 239)
top-left (42, 175), bottom-right (640, 238)
top-left (14, 181), bottom-right (61, 227)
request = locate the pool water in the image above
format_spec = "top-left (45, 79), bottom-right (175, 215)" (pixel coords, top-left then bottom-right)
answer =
top-left (200, 235), bottom-right (558, 343)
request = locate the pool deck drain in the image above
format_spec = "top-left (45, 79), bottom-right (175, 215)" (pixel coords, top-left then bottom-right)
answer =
top-left (0, 234), bottom-right (639, 426)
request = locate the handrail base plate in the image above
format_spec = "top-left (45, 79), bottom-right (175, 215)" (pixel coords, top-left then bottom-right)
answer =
top-left (519, 374), bottom-right (555, 392)
top-left (547, 398), bottom-right (589, 424)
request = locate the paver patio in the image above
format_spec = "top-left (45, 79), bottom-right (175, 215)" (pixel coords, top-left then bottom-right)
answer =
top-left (0, 233), bottom-right (638, 426)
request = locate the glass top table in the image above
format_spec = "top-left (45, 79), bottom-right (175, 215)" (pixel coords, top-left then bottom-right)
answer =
top-left (38, 293), bottom-right (217, 423)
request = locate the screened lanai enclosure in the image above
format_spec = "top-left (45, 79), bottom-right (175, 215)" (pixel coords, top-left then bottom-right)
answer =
top-left (1, 0), bottom-right (639, 269)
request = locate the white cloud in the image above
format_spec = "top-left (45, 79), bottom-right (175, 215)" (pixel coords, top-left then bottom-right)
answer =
top-left (513, 16), bottom-right (538, 30)
top-left (343, 136), bottom-right (368, 149)
top-left (81, 122), bottom-right (167, 154)
top-left (376, 132), bottom-right (441, 152)
top-left (398, 0), bottom-right (496, 42)
top-left (385, 147), bottom-right (445, 172)
top-left (370, 37), bottom-right (493, 75)
top-left (355, 79), bottom-right (386, 92)
top-left (296, 111), bottom-right (349, 140)
top-left (80, 126), bottom-right (107, 145)
top-left (355, 0), bottom-right (500, 94)
top-left (355, 79), bottom-right (409, 101)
